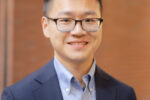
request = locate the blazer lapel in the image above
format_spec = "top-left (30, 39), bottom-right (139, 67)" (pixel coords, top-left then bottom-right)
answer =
top-left (95, 66), bottom-right (117, 100)
top-left (32, 59), bottom-right (63, 100)
top-left (31, 60), bottom-right (117, 100)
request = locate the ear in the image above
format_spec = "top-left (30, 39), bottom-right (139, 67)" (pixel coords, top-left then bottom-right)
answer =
top-left (41, 16), bottom-right (50, 38)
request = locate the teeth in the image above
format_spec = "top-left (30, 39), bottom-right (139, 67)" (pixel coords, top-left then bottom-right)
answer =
top-left (70, 42), bottom-right (87, 45)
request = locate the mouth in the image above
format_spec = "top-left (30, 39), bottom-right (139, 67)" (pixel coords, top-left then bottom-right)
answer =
top-left (68, 42), bottom-right (88, 45)
top-left (67, 41), bottom-right (89, 49)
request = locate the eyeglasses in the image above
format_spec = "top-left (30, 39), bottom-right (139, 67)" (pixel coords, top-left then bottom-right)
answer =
top-left (45, 16), bottom-right (103, 32)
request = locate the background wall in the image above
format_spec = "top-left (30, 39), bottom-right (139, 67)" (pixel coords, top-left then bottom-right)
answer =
top-left (1, 0), bottom-right (150, 99)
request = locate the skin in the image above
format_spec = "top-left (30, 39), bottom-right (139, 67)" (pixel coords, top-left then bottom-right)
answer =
top-left (41, 0), bottom-right (103, 87)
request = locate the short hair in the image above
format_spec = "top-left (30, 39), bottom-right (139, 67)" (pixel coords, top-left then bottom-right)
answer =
top-left (43, 0), bottom-right (103, 16)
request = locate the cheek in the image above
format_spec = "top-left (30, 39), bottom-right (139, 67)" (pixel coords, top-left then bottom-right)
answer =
top-left (92, 32), bottom-right (102, 50)
top-left (50, 32), bottom-right (67, 49)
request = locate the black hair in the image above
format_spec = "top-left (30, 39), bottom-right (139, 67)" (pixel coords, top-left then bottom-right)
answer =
top-left (43, 0), bottom-right (103, 16)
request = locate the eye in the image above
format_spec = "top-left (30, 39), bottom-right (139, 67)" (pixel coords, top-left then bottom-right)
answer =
top-left (85, 19), bottom-right (96, 23)
top-left (58, 19), bottom-right (72, 23)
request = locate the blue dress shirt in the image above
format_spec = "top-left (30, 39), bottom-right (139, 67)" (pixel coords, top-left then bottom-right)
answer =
top-left (54, 57), bottom-right (96, 100)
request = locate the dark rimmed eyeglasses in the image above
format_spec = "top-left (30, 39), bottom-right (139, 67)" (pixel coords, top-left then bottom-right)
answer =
top-left (45, 16), bottom-right (103, 32)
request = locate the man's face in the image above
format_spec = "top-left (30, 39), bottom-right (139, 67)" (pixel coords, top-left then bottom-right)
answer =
top-left (42, 0), bottom-right (102, 63)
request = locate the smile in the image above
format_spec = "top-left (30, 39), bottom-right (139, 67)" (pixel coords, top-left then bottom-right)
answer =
top-left (68, 42), bottom-right (88, 45)
top-left (67, 41), bottom-right (89, 49)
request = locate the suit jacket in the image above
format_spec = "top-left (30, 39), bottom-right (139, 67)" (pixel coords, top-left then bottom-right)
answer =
top-left (1, 59), bottom-right (136, 100)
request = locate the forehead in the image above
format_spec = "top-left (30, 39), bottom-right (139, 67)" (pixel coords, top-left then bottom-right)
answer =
top-left (47, 0), bottom-right (101, 17)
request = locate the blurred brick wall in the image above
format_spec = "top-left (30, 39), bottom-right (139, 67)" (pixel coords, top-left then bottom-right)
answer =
top-left (1, 0), bottom-right (150, 99)
top-left (12, 0), bottom-right (53, 85)
top-left (96, 0), bottom-right (150, 100)
top-left (0, 0), bottom-right (4, 94)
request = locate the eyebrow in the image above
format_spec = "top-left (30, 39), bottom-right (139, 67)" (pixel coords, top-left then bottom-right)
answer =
top-left (84, 11), bottom-right (97, 16)
top-left (57, 11), bottom-right (97, 16)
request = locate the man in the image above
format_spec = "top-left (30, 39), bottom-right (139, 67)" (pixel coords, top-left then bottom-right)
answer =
top-left (1, 0), bottom-right (137, 100)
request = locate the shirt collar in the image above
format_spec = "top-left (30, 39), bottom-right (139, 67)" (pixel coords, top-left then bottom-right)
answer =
top-left (83, 59), bottom-right (96, 93)
top-left (54, 57), bottom-right (73, 94)
top-left (54, 57), bottom-right (96, 94)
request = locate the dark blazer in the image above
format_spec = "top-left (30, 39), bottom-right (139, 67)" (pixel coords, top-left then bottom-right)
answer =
top-left (1, 59), bottom-right (136, 100)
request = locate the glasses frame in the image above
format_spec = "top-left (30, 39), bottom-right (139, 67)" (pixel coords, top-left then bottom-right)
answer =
top-left (45, 16), bottom-right (103, 32)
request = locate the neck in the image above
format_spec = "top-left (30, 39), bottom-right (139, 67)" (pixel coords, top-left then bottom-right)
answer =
top-left (55, 56), bottom-right (93, 82)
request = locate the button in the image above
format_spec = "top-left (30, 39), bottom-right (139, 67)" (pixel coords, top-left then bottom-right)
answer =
top-left (90, 88), bottom-right (93, 92)
top-left (66, 88), bottom-right (69, 92)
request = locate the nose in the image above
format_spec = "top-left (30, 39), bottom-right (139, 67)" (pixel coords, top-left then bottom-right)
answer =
top-left (70, 21), bottom-right (86, 36)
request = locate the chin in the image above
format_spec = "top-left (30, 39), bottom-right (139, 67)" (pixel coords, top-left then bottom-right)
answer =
top-left (66, 54), bottom-right (91, 63)
top-left (55, 50), bottom-right (93, 63)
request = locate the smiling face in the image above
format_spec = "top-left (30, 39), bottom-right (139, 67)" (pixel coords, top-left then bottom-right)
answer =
top-left (42, 0), bottom-right (103, 64)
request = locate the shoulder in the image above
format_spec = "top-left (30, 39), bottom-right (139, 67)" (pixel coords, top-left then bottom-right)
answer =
top-left (1, 70), bottom-right (40, 100)
top-left (1, 60), bottom-right (54, 100)
top-left (95, 66), bottom-right (136, 99)
top-left (95, 66), bottom-right (132, 88)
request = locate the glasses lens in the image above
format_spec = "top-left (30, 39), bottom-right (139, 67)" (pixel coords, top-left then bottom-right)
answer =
top-left (57, 18), bottom-right (75, 32)
top-left (82, 18), bottom-right (100, 32)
